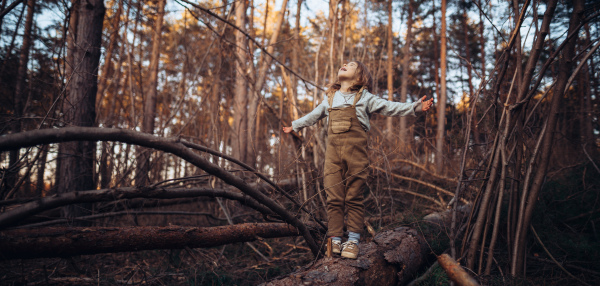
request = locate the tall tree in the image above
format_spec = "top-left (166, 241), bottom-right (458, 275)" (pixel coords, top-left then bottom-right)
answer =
top-left (385, 0), bottom-right (394, 142)
top-left (4, 0), bottom-right (35, 197)
top-left (232, 0), bottom-right (248, 163)
top-left (55, 0), bottom-right (80, 194)
top-left (399, 0), bottom-right (414, 147)
top-left (436, 0), bottom-right (447, 174)
top-left (57, 0), bottom-right (105, 219)
top-left (135, 0), bottom-right (166, 186)
top-left (246, 0), bottom-right (289, 168)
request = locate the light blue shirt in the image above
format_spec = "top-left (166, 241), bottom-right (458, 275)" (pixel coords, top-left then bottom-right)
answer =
top-left (292, 89), bottom-right (421, 132)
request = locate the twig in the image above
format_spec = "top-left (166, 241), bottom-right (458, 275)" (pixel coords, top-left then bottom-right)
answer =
top-left (217, 198), bottom-right (270, 262)
top-left (388, 188), bottom-right (443, 207)
top-left (181, 140), bottom-right (326, 231)
top-left (582, 143), bottom-right (600, 174)
top-left (406, 261), bottom-right (439, 286)
top-left (390, 159), bottom-right (458, 184)
top-left (372, 166), bottom-right (470, 204)
top-left (175, 0), bottom-right (322, 91)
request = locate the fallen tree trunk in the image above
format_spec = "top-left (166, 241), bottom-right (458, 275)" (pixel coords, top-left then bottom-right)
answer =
top-left (0, 187), bottom-right (275, 229)
top-left (0, 127), bottom-right (321, 255)
top-left (263, 227), bottom-right (427, 286)
top-left (0, 223), bottom-right (306, 260)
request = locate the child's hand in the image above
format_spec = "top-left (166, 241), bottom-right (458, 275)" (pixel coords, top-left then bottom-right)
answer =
top-left (282, 126), bottom-right (293, 133)
top-left (420, 96), bottom-right (434, 112)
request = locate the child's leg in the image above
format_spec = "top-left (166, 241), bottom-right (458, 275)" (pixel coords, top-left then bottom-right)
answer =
top-left (344, 145), bottom-right (369, 238)
top-left (324, 166), bottom-right (346, 238)
top-left (348, 231), bottom-right (360, 243)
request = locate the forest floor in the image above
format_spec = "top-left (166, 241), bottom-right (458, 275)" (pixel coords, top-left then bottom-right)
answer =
top-left (1, 166), bottom-right (599, 285)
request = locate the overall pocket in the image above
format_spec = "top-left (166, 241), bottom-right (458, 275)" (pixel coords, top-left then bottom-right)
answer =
top-left (331, 116), bottom-right (352, 134)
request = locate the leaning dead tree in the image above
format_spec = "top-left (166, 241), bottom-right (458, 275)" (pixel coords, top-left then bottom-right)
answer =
top-left (0, 127), bottom-right (321, 256)
top-left (452, 0), bottom-right (598, 277)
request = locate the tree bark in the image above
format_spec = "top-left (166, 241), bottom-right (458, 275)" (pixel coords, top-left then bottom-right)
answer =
top-left (232, 0), bottom-right (248, 164)
top-left (55, 0), bottom-right (80, 194)
top-left (263, 227), bottom-right (427, 286)
top-left (438, 254), bottom-right (480, 286)
top-left (435, 0), bottom-right (447, 174)
top-left (57, 0), bottom-right (105, 221)
top-left (0, 223), bottom-right (306, 260)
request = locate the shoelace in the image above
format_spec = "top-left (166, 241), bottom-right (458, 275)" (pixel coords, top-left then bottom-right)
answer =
top-left (342, 241), bottom-right (356, 250)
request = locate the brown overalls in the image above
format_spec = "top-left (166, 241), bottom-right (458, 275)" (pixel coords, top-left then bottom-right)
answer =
top-left (324, 88), bottom-right (369, 237)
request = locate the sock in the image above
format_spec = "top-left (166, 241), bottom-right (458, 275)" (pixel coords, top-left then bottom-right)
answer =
top-left (348, 232), bottom-right (360, 244)
top-left (331, 236), bottom-right (342, 243)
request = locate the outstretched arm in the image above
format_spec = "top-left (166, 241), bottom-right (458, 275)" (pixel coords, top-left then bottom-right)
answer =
top-left (283, 101), bottom-right (329, 134)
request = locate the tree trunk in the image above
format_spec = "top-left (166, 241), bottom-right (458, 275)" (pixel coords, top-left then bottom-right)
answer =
top-left (435, 0), bottom-right (447, 174)
top-left (5, 0), bottom-right (34, 197)
top-left (385, 0), bottom-right (394, 142)
top-left (232, 0), bottom-right (248, 163)
top-left (462, 2), bottom-right (474, 98)
top-left (0, 127), bottom-right (321, 255)
top-left (55, 0), bottom-right (80, 194)
top-left (263, 228), bottom-right (427, 286)
top-left (511, 0), bottom-right (584, 275)
top-left (56, 0), bottom-right (105, 221)
top-left (246, 0), bottom-right (288, 168)
top-left (35, 145), bottom-right (49, 194)
top-left (96, 0), bottom-right (124, 106)
top-left (0, 223), bottom-right (307, 260)
top-left (0, 187), bottom-right (277, 229)
top-left (135, 0), bottom-right (165, 186)
top-left (399, 0), bottom-right (414, 148)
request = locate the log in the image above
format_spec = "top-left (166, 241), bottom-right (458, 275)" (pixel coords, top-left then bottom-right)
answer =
top-left (0, 223), bottom-right (306, 260)
top-left (262, 227), bottom-right (427, 286)
top-left (437, 254), bottom-right (480, 286)
top-left (0, 187), bottom-right (275, 230)
top-left (0, 127), bottom-right (321, 255)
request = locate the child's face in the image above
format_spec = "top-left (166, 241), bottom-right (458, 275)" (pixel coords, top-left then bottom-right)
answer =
top-left (338, 62), bottom-right (358, 81)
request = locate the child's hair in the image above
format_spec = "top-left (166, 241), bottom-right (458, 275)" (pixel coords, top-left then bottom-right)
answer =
top-left (325, 60), bottom-right (373, 96)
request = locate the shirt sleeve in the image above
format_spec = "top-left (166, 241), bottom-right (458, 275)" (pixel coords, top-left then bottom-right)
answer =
top-left (366, 92), bottom-right (421, 117)
top-left (291, 101), bottom-right (329, 132)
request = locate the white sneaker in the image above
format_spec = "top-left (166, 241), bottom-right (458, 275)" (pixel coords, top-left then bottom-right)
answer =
top-left (341, 240), bottom-right (359, 259)
top-left (332, 239), bottom-right (342, 254)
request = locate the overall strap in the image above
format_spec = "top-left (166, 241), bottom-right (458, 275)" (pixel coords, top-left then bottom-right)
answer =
top-left (351, 87), bottom-right (366, 108)
top-left (327, 90), bottom-right (335, 112)
top-left (327, 86), bottom-right (366, 110)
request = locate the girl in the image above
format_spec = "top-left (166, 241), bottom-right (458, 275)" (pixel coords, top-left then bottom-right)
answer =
top-left (283, 61), bottom-right (433, 259)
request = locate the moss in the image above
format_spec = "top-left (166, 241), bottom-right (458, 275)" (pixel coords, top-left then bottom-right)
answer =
top-left (413, 264), bottom-right (450, 286)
